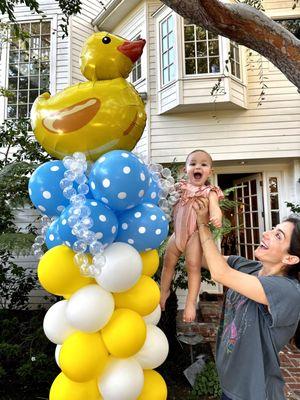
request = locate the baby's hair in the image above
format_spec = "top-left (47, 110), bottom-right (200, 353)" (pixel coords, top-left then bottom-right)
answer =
top-left (186, 149), bottom-right (213, 166)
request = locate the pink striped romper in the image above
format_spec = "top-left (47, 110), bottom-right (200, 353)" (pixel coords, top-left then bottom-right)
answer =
top-left (173, 181), bottom-right (224, 252)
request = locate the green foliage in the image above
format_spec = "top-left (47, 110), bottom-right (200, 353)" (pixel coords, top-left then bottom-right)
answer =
top-left (237, 0), bottom-right (265, 11)
top-left (286, 201), bottom-right (300, 214)
top-left (189, 360), bottom-right (222, 399)
top-left (0, 309), bottom-right (59, 399)
top-left (0, 118), bottom-right (51, 253)
top-left (0, 249), bottom-right (36, 309)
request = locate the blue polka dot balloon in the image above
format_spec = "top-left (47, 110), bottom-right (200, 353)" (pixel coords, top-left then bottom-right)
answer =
top-left (58, 199), bottom-right (118, 248)
top-left (116, 203), bottom-right (169, 252)
top-left (28, 161), bottom-right (70, 216)
top-left (45, 218), bottom-right (63, 250)
top-left (142, 176), bottom-right (161, 205)
top-left (89, 150), bottom-right (150, 211)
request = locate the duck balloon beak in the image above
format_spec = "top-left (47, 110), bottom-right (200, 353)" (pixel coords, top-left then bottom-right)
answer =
top-left (117, 38), bottom-right (146, 63)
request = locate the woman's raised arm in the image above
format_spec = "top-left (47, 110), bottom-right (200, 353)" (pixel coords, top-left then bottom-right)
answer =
top-left (194, 198), bottom-right (268, 305)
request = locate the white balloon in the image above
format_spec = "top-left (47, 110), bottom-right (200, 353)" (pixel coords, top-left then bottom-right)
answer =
top-left (134, 325), bottom-right (169, 369)
top-left (96, 242), bottom-right (142, 292)
top-left (55, 344), bottom-right (62, 367)
top-left (98, 357), bottom-right (144, 400)
top-left (143, 304), bottom-right (161, 325)
top-left (43, 300), bottom-right (76, 344)
top-left (65, 284), bottom-right (115, 332)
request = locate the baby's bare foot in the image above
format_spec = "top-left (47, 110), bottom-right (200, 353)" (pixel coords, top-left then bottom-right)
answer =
top-left (160, 289), bottom-right (171, 311)
top-left (183, 301), bottom-right (197, 323)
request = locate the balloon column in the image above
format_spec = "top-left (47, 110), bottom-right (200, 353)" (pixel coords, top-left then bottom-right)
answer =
top-left (28, 32), bottom-right (180, 400)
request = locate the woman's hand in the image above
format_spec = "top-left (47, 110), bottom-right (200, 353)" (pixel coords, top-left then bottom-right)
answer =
top-left (193, 198), bottom-right (210, 226)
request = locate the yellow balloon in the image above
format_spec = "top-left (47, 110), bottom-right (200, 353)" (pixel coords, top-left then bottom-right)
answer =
top-left (101, 309), bottom-right (146, 358)
top-left (50, 373), bottom-right (102, 400)
top-left (59, 332), bottom-right (108, 382)
top-left (37, 245), bottom-right (93, 296)
top-left (137, 370), bottom-right (168, 400)
top-left (140, 249), bottom-right (160, 277)
top-left (113, 275), bottom-right (160, 316)
top-left (30, 32), bottom-right (147, 161)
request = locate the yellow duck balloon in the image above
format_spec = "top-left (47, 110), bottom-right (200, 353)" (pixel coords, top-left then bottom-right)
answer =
top-left (31, 32), bottom-right (147, 160)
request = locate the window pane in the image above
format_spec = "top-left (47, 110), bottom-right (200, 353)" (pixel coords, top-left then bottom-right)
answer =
top-left (185, 58), bottom-right (196, 74)
top-left (209, 57), bottom-right (220, 73)
top-left (252, 212), bottom-right (258, 227)
top-left (209, 40), bottom-right (219, 56)
top-left (185, 42), bottom-right (195, 58)
top-left (270, 194), bottom-right (279, 209)
top-left (169, 64), bottom-right (176, 81)
top-left (253, 229), bottom-right (260, 244)
top-left (169, 48), bottom-right (175, 64)
top-left (7, 105), bottom-right (17, 118)
top-left (269, 177), bottom-right (278, 193)
top-left (163, 68), bottom-right (169, 85)
top-left (29, 90), bottom-right (39, 103)
top-left (251, 196), bottom-right (258, 211)
top-left (20, 51), bottom-right (29, 63)
top-left (8, 78), bottom-right (18, 90)
top-left (162, 52), bottom-right (169, 68)
top-left (196, 26), bottom-right (206, 40)
top-left (19, 77), bottom-right (29, 90)
top-left (162, 36), bottom-right (168, 52)
top-left (184, 25), bottom-right (195, 41)
top-left (196, 41), bottom-right (207, 57)
top-left (168, 16), bottom-right (174, 31)
top-left (271, 212), bottom-right (280, 227)
top-left (197, 58), bottom-right (208, 74)
top-left (6, 21), bottom-right (51, 119)
top-left (9, 51), bottom-right (19, 63)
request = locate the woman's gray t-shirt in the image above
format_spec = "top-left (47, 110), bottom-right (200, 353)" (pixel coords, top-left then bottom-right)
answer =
top-left (216, 255), bottom-right (300, 400)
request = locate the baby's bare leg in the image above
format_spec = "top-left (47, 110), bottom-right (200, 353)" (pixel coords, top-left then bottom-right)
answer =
top-left (160, 233), bottom-right (181, 310)
top-left (183, 231), bottom-right (203, 322)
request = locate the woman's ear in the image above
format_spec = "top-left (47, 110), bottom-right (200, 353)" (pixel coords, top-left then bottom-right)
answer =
top-left (282, 254), bottom-right (300, 266)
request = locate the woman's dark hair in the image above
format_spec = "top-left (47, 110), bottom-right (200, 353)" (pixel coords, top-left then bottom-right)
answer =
top-left (285, 216), bottom-right (300, 348)
top-left (285, 216), bottom-right (300, 280)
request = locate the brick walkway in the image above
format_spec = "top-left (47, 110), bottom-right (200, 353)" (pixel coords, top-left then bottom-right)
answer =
top-left (177, 301), bottom-right (300, 399)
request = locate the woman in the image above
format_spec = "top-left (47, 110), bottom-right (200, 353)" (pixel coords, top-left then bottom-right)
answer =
top-left (194, 198), bottom-right (300, 400)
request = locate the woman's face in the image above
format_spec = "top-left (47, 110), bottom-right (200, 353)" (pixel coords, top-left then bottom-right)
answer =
top-left (185, 151), bottom-right (212, 187)
top-left (254, 221), bottom-right (295, 266)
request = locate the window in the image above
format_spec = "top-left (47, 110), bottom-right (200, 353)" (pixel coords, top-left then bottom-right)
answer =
top-left (160, 14), bottom-right (175, 85)
top-left (269, 177), bottom-right (280, 227)
top-left (131, 34), bottom-right (142, 83)
top-left (7, 21), bottom-right (51, 119)
top-left (229, 41), bottom-right (241, 79)
top-left (275, 18), bottom-right (300, 39)
top-left (184, 22), bottom-right (220, 75)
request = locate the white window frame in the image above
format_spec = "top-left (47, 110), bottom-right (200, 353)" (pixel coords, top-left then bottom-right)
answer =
top-left (159, 13), bottom-right (176, 87)
top-left (183, 21), bottom-right (222, 76)
top-left (130, 32), bottom-right (143, 84)
top-left (229, 41), bottom-right (242, 80)
top-left (0, 16), bottom-right (57, 123)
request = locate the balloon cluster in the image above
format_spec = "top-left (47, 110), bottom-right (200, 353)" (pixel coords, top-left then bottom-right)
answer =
top-left (29, 150), bottom-right (171, 400)
top-left (28, 30), bottom-right (172, 400)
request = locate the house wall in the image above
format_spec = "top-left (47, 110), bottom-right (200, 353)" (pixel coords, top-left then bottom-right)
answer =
top-left (70, 0), bottom-right (102, 85)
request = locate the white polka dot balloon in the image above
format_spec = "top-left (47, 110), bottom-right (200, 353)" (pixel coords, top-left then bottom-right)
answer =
top-left (28, 160), bottom-right (74, 217)
top-left (45, 218), bottom-right (63, 249)
top-left (116, 203), bottom-right (169, 252)
top-left (89, 150), bottom-right (150, 211)
top-left (58, 198), bottom-right (118, 249)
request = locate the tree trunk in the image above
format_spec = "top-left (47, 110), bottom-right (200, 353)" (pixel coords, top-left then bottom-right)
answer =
top-left (161, 0), bottom-right (300, 90)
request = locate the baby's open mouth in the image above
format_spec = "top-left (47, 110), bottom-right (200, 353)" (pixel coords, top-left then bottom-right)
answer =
top-left (194, 172), bottom-right (202, 180)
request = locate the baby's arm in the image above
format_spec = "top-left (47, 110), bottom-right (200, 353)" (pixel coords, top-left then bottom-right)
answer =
top-left (208, 191), bottom-right (222, 228)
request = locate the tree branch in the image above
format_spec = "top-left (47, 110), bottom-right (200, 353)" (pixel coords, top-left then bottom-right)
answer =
top-left (161, 0), bottom-right (300, 90)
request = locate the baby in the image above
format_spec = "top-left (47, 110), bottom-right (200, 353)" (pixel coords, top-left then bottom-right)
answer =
top-left (160, 149), bottom-right (224, 322)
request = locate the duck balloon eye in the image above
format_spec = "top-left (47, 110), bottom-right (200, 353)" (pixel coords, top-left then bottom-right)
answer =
top-left (102, 36), bottom-right (111, 44)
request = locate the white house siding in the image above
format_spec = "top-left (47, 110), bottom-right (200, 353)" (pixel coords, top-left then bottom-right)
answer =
top-left (70, 0), bottom-right (102, 85)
